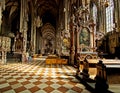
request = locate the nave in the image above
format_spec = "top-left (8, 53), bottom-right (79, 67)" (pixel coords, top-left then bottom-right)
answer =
top-left (0, 59), bottom-right (90, 93)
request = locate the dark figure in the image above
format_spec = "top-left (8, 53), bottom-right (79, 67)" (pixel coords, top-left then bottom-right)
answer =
top-left (74, 53), bottom-right (80, 68)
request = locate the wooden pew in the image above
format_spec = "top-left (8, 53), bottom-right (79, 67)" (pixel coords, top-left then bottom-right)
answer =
top-left (95, 60), bottom-right (109, 93)
top-left (82, 58), bottom-right (120, 80)
top-left (77, 58), bottom-right (120, 93)
top-left (78, 57), bottom-right (98, 80)
top-left (76, 59), bottom-right (109, 93)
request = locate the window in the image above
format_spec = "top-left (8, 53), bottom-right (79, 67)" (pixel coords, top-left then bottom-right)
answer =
top-left (93, 4), bottom-right (97, 32)
top-left (106, 0), bottom-right (114, 32)
top-left (93, 4), bottom-right (97, 24)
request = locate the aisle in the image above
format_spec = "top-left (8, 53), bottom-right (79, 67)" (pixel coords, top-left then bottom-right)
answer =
top-left (0, 60), bottom-right (90, 93)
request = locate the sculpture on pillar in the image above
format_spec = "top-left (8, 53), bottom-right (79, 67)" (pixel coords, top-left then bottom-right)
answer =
top-left (14, 31), bottom-right (23, 52)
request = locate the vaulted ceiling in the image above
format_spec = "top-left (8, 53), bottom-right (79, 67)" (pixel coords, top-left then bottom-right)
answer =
top-left (3, 0), bottom-right (99, 33)
top-left (34, 0), bottom-right (61, 28)
top-left (35, 0), bottom-right (59, 17)
top-left (4, 0), bottom-right (61, 26)
top-left (2, 0), bottom-right (62, 35)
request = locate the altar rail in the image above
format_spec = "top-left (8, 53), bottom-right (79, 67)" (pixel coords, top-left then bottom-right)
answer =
top-left (79, 52), bottom-right (98, 61)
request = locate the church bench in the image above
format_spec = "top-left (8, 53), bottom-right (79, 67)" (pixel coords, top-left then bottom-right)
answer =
top-left (77, 59), bottom-right (109, 93)
top-left (80, 58), bottom-right (120, 80)
top-left (77, 58), bottom-right (120, 93)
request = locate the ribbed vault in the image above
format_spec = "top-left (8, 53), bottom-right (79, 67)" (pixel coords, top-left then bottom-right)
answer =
top-left (35, 0), bottom-right (60, 28)
top-left (41, 23), bottom-right (55, 40)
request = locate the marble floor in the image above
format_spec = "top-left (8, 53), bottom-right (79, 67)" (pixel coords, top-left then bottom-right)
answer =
top-left (0, 58), bottom-right (90, 93)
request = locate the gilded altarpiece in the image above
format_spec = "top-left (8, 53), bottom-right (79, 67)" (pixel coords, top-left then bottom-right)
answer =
top-left (74, 3), bottom-right (98, 60)
top-left (79, 27), bottom-right (90, 52)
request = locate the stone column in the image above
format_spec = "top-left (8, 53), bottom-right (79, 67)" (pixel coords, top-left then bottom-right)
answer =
top-left (0, 1), bottom-right (7, 65)
top-left (31, 14), bottom-right (36, 54)
top-left (75, 13), bottom-right (80, 55)
top-left (114, 0), bottom-right (119, 32)
top-left (70, 14), bottom-right (75, 65)
top-left (89, 20), bottom-right (96, 51)
top-left (76, 26), bottom-right (79, 53)
top-left (32, 17), bottom-right (37, 54)
top-left (0, 2), bottom-right (2, 33)
top-left (20, 0), bottom-right (28, 62)
top-left (58, 30), bottom-right (61, 56)
top-left (64, 0), bottom-right (68, 31)
top-left (74, 25), bottom-right (79, 65)
top-left (118, 0), bottom-right (120, 28)
top-left (20, 0), bottom-right (24, 33)
top-left (98, 0), bottom-right (105, 33)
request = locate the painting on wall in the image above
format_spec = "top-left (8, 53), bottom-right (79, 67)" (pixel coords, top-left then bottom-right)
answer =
top-left (79, 28), bottom-right (90, 51)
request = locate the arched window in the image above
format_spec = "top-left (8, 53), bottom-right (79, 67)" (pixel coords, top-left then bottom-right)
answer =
top-left (106, 0), bottom-right (114, 32)
top-left (93, 4), bottom-right (97, 32)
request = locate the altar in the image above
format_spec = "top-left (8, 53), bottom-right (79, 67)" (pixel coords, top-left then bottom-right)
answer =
top-left (45, 55), bottom-right (68, 67)
top-left (79, 52), bottom-right (98, 61)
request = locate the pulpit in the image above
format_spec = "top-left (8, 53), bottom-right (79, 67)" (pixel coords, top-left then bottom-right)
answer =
top-left (0, 36), bottom-right (11, 64)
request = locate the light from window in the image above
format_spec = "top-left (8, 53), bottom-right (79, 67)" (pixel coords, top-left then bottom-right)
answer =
top-left (93, 4), bottom-right (97, 32)
top-left (106, 0), bottom-right (114, 32)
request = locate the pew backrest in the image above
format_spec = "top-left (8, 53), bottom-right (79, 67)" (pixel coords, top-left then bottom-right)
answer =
top-left (96, 60), bottom-right (107, 81)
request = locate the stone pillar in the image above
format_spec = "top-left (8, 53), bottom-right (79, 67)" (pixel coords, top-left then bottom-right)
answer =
top-left (118, 0), bottom-right (120, 29)
top-left (0, 1), bottom-right (7, 65)
top-left (20, 0), bottom-right (24, 33)
top-left (64, 0), bottom-right (68, 31)
top-left (74, 25), bottom-right (79, 65)
top-left (76, 26), bottom-right (79, 53)
top-left (32, 17), bottom-right (37, 54)
top-left (75, 12), bottom-right (80, 55)
top-left (30, 2), bottom-right (37, 54)
top-left (98, 0), bottom-right (106, 33)
top-left (70, 14), bottom-right (75, 65)
top-left (20, 0), bottom-right (28, 62)
top-left (58, 30), bottom-right (61, 56)
top-left (114, 0), bottom-right (119, 32)
top-left (89, 19), bottom-right (96, 51)
top-left (0, 2), bottom-right (2, 33)
top-left (2, 50), bottom-right (7, 64)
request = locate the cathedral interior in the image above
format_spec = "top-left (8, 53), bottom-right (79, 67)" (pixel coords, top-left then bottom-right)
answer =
top-left (0, 0), bottom-right (120, 93)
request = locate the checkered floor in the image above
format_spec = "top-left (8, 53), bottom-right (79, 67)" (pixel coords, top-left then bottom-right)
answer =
top-left (0, 60), bottom-right (90, 93)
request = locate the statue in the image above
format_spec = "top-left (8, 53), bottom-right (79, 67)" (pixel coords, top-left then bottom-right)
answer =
top-left (15, 32), bottom-right (23, 52)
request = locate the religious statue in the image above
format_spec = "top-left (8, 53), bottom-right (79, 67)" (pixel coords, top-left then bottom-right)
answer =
top-left (15, 32), bottom-right (23, 52)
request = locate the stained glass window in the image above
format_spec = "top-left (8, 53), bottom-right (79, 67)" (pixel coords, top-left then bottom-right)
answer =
top-left (106, 0), bottom-right (114, 32)
top-left (93, 4), bottom-right (97, 32)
